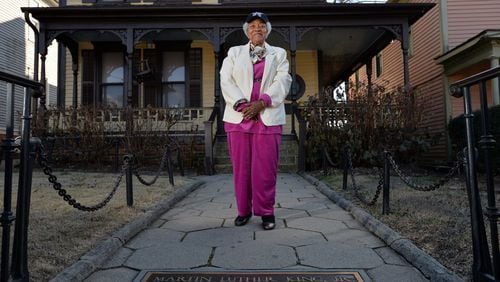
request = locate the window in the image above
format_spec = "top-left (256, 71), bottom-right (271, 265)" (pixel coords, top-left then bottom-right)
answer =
top-left (101, 52), bottom-right (124, 107)
top-left (82, 50), bottom-right (95, 106)
top-left (81, 46), bottom-right (201, 109)
top-left (162, 51), bottom-right (186, 108)
top-left (376, 53), bottom-right (383, 78)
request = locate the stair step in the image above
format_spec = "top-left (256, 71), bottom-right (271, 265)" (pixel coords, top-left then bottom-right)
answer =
top-left (213, 135), bottom-right (298, 172)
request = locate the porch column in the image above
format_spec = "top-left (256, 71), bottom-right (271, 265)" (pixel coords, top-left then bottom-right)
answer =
top-left (125, 28), bottom-right (134, 108)
top-left (57, 44), bottom-right (66, 108)
top-left (401, 23), bottom-right (411, 90)
top-left (491, 57), bottom-right (500, 105)
top-left (290, 26), bottom-right (297, 135)
top-left (214, 28), bottom-right (223, 134)
top-left (344, 78), bottom-right (349, 102)
top-left (72, 62), bottom-right (78, 108)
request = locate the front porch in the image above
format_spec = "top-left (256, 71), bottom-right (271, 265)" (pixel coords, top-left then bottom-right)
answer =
top-left (23, 1), bottom-right (433, 174)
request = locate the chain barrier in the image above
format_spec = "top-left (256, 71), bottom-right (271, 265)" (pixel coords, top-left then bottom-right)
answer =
top-left (132, 144), bottom-right (171, 186)
top-left (386, 151), bottom-right (463, 192)
top-left (36, 144), bottom-right (128, 212)
top-left (346, 148), bottom-right (383, 206)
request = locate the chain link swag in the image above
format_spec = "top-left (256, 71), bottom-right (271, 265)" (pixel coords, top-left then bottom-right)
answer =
top-left (132, 144), bottom-right (171, 186)
top-left (346, 148), bottom-right (383, 206)
top-left (36, 144), bottom-right (128, 212)
top-left (387, 152), bottom-right (463, 192)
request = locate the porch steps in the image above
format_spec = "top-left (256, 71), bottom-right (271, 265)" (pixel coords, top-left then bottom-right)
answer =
top-left (213, 134), bottom-right (299, 173)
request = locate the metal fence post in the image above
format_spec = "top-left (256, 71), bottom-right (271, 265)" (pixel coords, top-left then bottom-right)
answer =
top-left (382, 150), bottom-right (390, 215)
top-left (342, 146), bottom-right (348, 190)
top-left (1, 83), bottom-right (16, 282)
top-left (11, 88), bottom-right (35, 282)
top-left (125, 155), bottom-right (134, 207)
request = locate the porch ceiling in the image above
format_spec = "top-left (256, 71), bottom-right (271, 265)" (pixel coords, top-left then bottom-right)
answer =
top-left (23, 2), bottom-right (433, 85)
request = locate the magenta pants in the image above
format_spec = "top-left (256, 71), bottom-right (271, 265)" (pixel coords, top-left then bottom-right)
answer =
top-left (227, 131), bottom-right (281, 217)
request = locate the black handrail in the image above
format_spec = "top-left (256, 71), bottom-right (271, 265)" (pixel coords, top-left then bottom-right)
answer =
top-left (449, 66), bottom-right (499, 282)
top-left (293, 107), bottom-right (306, 172)
top-left (203, 106), bottom-right (218, 175)
top-left (1, 71), bottom-right (42, 282)
top-left (0, 71), bottom-right (43, 96)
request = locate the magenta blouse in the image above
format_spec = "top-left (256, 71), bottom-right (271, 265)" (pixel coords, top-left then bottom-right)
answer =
top-left (224, 59), bottom-right (282, 134)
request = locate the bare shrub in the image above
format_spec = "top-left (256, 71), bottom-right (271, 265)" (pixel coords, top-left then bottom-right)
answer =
top-left (303, 82), bottom-right (441, 169)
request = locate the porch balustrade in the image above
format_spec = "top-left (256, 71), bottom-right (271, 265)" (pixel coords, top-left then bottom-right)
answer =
top-left (43, 107), bottom-right (212, 135)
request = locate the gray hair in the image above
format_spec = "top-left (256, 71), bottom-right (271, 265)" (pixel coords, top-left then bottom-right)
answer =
top-left (242, 21), bottom-right (272, 39)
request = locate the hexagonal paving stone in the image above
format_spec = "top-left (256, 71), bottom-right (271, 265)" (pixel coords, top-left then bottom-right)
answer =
top-left (325, 229), bottom-right (385, 248)
top-left (278, 201), bottom-right (330, 212)
top-left (124, 243), bottom-right (212, 269)
top-left (161, 207), bottom-right (203, 220)
top-left (297, 242), bottom-right (384, 269)
top-left (374, 247), bottom-right (408, 265)
top-left (309, 209), bottom-right (353, 221)
top-left (297, 197), bottom-right (335, 206)
top-left (287, 217), bottom-right (349, 235)
top-left (162, 216), bottom-right (224, 232)
top-left (101, 248), bottom-right (133, 269)
top-left (183, 226), bottom-right (254, 246)
top-left (181, 202), bottom-right (232, 210)
top-left (274, 208), bottom-right (308, 220)
top-left (255, 228), bottom-right (326, 247)
top-left (212, 241), bottom-right (296, 269)
top-left (211, 195), bottom-right (236, 204)
top-left (200, 208), bottom-right (236, 219)
top-left (84, 268), bottom-right (138, 282)
top-left (367, 264), bottom-right (428, 282)
top-left (126, 228), bottom-right (184, 249)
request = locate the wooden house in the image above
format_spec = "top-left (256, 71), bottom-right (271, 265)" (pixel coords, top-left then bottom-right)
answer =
top-left (20, 0), bottom-right (433, 172)
top-left (353, 0), bottom-right (500, 164)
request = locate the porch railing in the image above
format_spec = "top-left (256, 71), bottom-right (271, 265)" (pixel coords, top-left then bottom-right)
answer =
top-left (44, 107), bottom-right (211, 134)
top-left (450, 66), bottom-right (499, 282)
top-left (203, 107), bottom-right (219, 175)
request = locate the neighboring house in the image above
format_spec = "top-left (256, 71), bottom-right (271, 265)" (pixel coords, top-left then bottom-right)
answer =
top-left (353, 0), bottom-right (500, 164)
top-left (21, 0), bottom-right (432, 172)
top-left (0, 0), bottom-right (59, 135)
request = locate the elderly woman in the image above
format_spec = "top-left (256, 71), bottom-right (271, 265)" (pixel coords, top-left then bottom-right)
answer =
top-left (220, 12), bottom-right (292, 230)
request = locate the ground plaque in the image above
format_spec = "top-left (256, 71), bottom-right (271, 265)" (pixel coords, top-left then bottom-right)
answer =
top-left (135, 271), bottom-right (367, 282)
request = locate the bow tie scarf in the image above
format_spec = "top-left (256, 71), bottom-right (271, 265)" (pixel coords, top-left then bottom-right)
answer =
top-left (250, 44), bottom-right (267, 64)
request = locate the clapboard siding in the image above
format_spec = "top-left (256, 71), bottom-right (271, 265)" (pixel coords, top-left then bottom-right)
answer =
top-left (1, 0), bottom-right (30, 132)
top-left (353, 0), bottom-right (448, 163)
top-left (1, 0), bottom-right (58, 133)
top-left (447, 0), bottom-right (500, 50)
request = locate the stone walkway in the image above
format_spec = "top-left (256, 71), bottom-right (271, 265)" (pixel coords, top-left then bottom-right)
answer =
top-left (84, 173), bottom-right (428, 282)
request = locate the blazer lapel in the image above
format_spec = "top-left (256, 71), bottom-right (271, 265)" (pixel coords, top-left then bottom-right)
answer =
top-left (261, 42), bottom-right (276, 92)
top-left (239, 43), bottom-right (253, 96)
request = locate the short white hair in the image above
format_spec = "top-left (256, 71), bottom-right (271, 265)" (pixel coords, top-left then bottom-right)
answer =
top-left (242, 21), bottom-right (272, 39)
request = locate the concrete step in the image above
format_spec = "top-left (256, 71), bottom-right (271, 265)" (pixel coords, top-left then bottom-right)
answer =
top-left (213, 134), bottom-right (298, 173)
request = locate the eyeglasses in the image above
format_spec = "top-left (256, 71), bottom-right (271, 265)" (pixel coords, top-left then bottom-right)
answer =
top-left (248, 24), bottom-right (267, 31)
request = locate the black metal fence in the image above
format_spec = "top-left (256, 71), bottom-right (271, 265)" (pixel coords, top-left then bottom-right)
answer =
top-left (0, 71), bottom-right (184, 282)
top-left (324, 66), bottom-right (500, 281)
top-left (449, 66), bottom-right (499, 282)
top-left (0, 70), bottom-right (43, 282)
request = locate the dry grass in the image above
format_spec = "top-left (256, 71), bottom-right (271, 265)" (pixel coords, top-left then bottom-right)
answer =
top-left (315, 169), bottom-right (499, 281)
top-left (1, 169), bottom-right (190, 281)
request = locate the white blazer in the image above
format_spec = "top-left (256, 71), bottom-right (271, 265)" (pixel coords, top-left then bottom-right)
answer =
top-left (220, 42), bottom-right (292, 126)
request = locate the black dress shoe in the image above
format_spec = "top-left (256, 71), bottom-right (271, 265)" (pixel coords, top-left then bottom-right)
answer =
top-left (234, 214), bottom-right (252, 226)
top-left (261, 215), bottom-right (275, 230)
